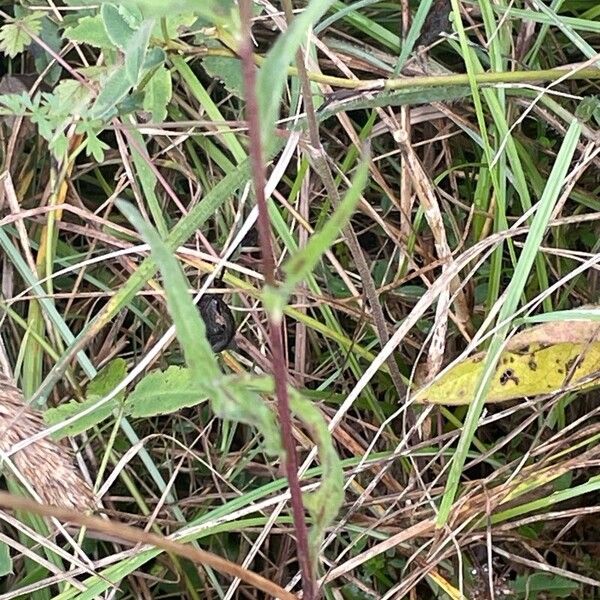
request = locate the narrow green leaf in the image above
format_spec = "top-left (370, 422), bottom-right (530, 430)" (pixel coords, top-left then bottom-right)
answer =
top-left (513, 573), bottom-right (578, 598)
top-left (0, 541), bottom-right (12, 577)
top-left (257, 0), bottom-right (335, 149)
top-left (436, 119), bottom-right (583, 526)
top-left (264, 151), bottom-right (369, 318)
top-left (290, 390), bottom-right (344, 568)
top-left (213, 376), bottom-right (282, 456)
top-left (116, 201), bottom-right (220, 380)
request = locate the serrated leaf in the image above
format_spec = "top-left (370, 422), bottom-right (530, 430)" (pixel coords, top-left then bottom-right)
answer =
top-left (65, 15), bottom-right (113, 49)
top-left (125, 19), bottom-right (153, 84)
top-left (44, 359), bottom-right (127, 437)
top-left (143, 65), bottom-right (171, 121)
top-left (201, 54), bottom-right (243, 98)
top-left (414, 319), bottom-right (600, 405)
top-left (90, 66), bottom-right (132, 119)
top-left (101, 3), bottom-right (135, 50)
top-left (0, 14), bottom-right (42, 58)
top-left (84, 128), bottom-right (110, 162)
top-left (126, 366), bottom-right (208, 417)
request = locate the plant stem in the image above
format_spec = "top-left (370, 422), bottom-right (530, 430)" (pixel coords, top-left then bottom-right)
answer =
top-left (237, 1), bottom-right (315, 598)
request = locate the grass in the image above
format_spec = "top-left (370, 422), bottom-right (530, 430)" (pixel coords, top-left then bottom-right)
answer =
top-left (0, 0), bottom-right (600, 599)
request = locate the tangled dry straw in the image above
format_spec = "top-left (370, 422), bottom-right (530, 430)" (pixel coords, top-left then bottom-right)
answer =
top-left (0, 374), bottom-right (94, 512)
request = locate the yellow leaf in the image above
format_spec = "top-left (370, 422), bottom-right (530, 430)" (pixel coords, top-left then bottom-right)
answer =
top-left (413, 320), bottom-right (600, 405)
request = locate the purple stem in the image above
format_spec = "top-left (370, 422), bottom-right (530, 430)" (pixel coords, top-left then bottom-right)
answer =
top-left (237, 2), bottom-right (315, 599)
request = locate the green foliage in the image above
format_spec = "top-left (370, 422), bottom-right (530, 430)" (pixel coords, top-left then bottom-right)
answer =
top-left (289, 390), bottom-right (344, 566)
top-left (44, 359), bottom-right (127, 437)
top-left (142, 65), bottom-right (172, 121)
top-left (263, 152), bottom-right (369, 320)
top-left (0, 542), bottom-right (12, 577)
top-left (201, 52), bottom-right (244, 99)
top-left (101, 3), bottom-right (137, 50)
top-left (119, 200), bottom-right (344, 550)
top-left (0, 13), bottom-right (43, 58)
top-left (513, 573), bottom-right (579, 598)
top-left (125, 366), bottom-right (208, 418)
top-left (64, 15), bottom-right (113, 49)
top-left (117, 200), bottom-right (282, 452)
top-left (256, 0), bottom-right (335, 150)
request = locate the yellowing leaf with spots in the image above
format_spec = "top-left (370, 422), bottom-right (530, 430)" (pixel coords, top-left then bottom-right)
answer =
top-left (413, 320), bottom-right (600, 405)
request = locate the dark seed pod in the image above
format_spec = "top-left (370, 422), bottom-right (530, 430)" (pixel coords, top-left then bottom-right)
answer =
top-left (198, 294), bottom-right (235, 353)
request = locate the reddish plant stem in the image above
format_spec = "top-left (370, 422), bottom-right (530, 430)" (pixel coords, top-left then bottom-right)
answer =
top-left (237, 2), bottom-right (315, 599)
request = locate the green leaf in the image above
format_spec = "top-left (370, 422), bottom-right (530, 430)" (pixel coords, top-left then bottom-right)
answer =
top-left (436, 119), bottom-right (583, 526)
top-left (54, 79), bottom-right (93, 116)
top-left (212, 376), bottom-right (282, 456)
top-left (126, 366), bottom-right (207, 417)
top-left (143, 46), bottom-right (166, 70)
top-left (65, 15), bottom-right (113, 49)
top-left (89, 66), bottom-right (133, 119)
top-left (290, 390), bottom-right (344, 568)
top-left (0, 14), bottom-right (42, 58)
top-left (125, 19), bottom-right (153, 84)
top-left (513, 573), bottom-right (578, 598)
top-left (108, 0), bottom-right (234, 22)
top-left (153, 14), bottom-right (197, 39)
top-left (117, 201), bottom-right (220, 380)
top-left (82, 126), bottom-right (110, 162)
top-left (44, 359), bottom-right (127, 437)
top-left (143, 65), bottom-right (172, 121)
top-left (201, 54), bottom-right (244, 99)
top-left (101, 3), bottom-right (136, 50)
top-left (118, 202), bottom-right (284, 456)
top-left (142, 65), bottom-right (171, 121)
top-left (66, 0), bottom-right (235, 24)
top-left (33, 16), bottom-right (63, 86)
top-left (264, 151), bottom-right (369, 318)
top-left (576, 96), bottom-right (600, 123)
top-left (0, 541), bottom-right (12, 577)
top-left (257, 0), bottom-right (335, 150)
